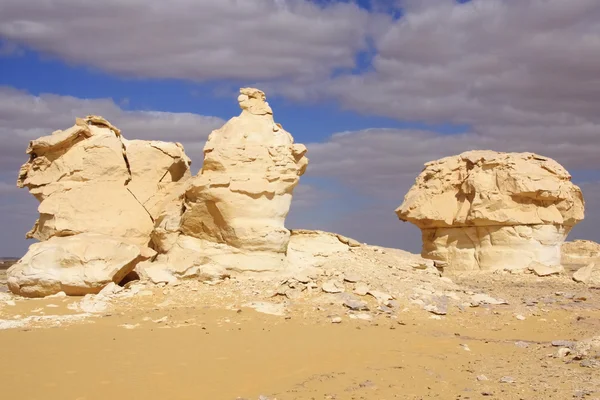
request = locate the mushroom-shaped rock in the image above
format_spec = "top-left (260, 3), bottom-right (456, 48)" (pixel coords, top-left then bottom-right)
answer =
top-left (140, 88), bottom-right (308, 279)
top-left (10, 116), bottom-right (191, 296)
top-left (396, 151), bottom-right (584, 273)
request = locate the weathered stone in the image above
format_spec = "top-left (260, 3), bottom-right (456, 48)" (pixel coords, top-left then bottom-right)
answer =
top-left (7, 234), bottom-right (154, 297)
top-left (529, 262), bottom-right (564, 277)
top-left (147, 88), bottom-right (308, 276)
top-left (11, 116), bottom-right (190, 297)
top-left (572, 263), bottom-right (600, 286)
top-left (322, 280), bottom-right (345, 294)
top-left (396, 151), bottom-right (584, 273)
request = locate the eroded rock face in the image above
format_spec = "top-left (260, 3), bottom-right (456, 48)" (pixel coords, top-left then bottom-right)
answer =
top-left (7, 234), bottom-right (155, 297)
top-left (562, 240), bottom-right (600, 266)
top-left (396, 151), bottom-right (584, 273)
top-left (10, 116), bottom-right (191, 296)
top-left (138, 88), bottom-right (308, 280)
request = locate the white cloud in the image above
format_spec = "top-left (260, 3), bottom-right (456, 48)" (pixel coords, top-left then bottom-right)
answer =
top-left (0, 86), bottom-right (224, 174)
top-left (324, 0), bottom-right (600, 125)
top-left (0, 0), bottom-right (378, 82)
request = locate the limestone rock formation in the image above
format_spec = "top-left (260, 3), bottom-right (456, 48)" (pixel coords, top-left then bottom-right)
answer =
top-left (562, 240), bottom-right (600, 266)
top-left (396, 151), bottom-right (584, 273)
top-left (7, 234), bottom-right (155, 297)
top-left (137, 88), bottom-right (308, 281)
top-left (9, 116), bottom-right (191, 296)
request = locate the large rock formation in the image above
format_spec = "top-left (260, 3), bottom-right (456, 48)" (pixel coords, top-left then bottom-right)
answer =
top-left (8, 116), bottom-right (191, 296)
top-left (7, 234), bottom-right (155, 297)
top-left (396, 151), bottom-right (584, 273)
top-left (136, 88), bottom-right (308, 283)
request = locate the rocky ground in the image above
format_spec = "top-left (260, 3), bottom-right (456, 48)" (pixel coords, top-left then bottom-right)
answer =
top-left (1, 244), bottom-right (599, 400)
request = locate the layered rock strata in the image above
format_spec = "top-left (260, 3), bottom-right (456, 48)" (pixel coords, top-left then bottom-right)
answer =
top-left (136, 88), bottom-right (309, 282)
top-left (396, 151), bottom-right (584, 273)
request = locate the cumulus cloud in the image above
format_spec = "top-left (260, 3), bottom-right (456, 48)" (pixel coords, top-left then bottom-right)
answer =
top-left (325, 0), bottom-right (600, 126)
top-left (0, 0), bottom-right (378, 82)
top-left (0, 86), bottom-right (224, 173)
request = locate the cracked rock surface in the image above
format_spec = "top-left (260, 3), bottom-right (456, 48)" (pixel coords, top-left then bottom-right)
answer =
top-left (396, 150), bottom-right (585, 273)
top-left (9, 115), bottom-right (190, 296)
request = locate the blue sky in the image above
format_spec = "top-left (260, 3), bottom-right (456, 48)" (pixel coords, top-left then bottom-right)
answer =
top-left (1, 0), bottom-right (599, 257)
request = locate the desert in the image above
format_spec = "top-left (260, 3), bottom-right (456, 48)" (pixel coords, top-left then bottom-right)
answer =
top-left (2, 2), bottom-right (600, 398)
top-left (1, 87), bottom-right (599, 400)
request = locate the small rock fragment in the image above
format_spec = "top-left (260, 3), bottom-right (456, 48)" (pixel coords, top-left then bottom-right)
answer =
top-left (343, 297), bottom-right (369, 311)
top-left (367, 290), bottom-right (393, 305)
top-left (529, 262), bottom-right (563, 277)
top-left (322, 280), bottom-right (344, 294)
top-left (476, 375), bottom-right (489, 381)
top-left (470, 294), bottom-right (508, 306)
top-left (499, 376), bottom-right (515, 383)
top-left (551, 340), bottom-right (576, 348)
top-left (556, 347), bottom-right (571, 358)
top-left (353, 282), bottom-right (370, 296)
top-left (343, 273), bottom-right (360, 283)
top-left (573, 263), bottom-right (600, 286)
top-left (331, 316), bottom-right (342, 324)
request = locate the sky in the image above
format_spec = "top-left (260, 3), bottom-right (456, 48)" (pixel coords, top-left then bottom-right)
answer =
top-left (1, 0), bottom-right (600, 257)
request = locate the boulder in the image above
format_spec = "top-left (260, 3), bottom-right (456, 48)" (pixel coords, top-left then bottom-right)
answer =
top-left (396, 151), bottom-right (584, 273)
top-left (7, 234), bottom-right (155, 297)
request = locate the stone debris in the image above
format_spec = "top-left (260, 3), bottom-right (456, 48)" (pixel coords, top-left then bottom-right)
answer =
top-left (556, 347), bottom-right (571, 358)
top-left (341, 295), bottom-right (369, 311)
top-left (551, 340), bottom-right (576, 348)
top-left (331, 317), bottom-right (342, 324)
top-left (367, 290), bottom-right (394, 305)
top-left (343, 273), bottom-right (360, 283)
top-left (243, 301), bottom-right (286, 316)
top-left (572, 263), bottom-right (600, 286)
top-left (353, 283), bottom-right (370, 296)
top-left (424, 296), bottom-right (448, 315)
top-left (322, 280), bottom-right (345, 294)
top-left (470, 294), bottom-right (509, 306)
top-left (499, 376), bottom-right (516, 384)
top-left (349, 313), bottom-right (372, 321)
top-left (529, 262), bottom-right (563, 277)
top-left (396, 150), bottom-right (584, 273)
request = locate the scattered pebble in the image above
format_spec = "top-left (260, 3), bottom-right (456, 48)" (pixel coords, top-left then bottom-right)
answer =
top-left (556, 347), bottom-right (571, 358)
top-left (499, 376), bottom-right (515, 383)
top-left (353, 283), bottom-right (370, 296)
top-left (322, 280), bottom-right (344, 294)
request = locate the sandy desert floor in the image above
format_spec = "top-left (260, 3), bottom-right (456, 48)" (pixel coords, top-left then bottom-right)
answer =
top-left (1, 267), bottom-right (600, 400)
